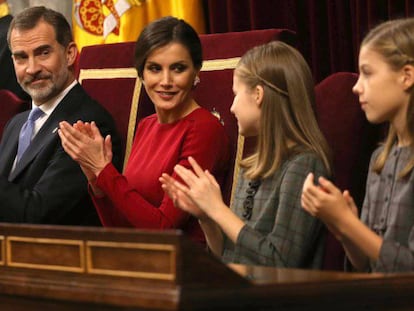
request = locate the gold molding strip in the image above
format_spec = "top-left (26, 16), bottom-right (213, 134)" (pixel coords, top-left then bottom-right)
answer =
top-left (86, 241), bottom-right (176, 281)
top-left (0, 236), bottom-right (4, 265)
top-left (231, 135), bottom-right (245, 208)
top-left (201, 57), bottom-right (240, 71)
top-left (123, 78), bottom-right (142, 170)
top-left (6, 237), bottom-right (85, 273)
top-left (78, 68), bottom-right (138, 83)
top-left (77, 57), bottom-right (240, 83)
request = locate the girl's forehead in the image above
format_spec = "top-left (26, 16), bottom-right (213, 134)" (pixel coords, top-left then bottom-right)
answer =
top-left (358, 46), bottom-right (384, 65)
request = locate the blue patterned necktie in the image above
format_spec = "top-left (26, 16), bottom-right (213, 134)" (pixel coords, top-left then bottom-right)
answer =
top-left (16, 107), bottom-right (44, 162)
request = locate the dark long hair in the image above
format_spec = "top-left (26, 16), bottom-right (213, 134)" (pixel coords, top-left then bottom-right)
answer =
top-left (134, 16), bottom-right (202, 79)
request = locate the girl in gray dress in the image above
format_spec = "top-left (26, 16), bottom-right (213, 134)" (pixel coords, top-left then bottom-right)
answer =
top-left (302, 18), bottom-right (414, 272)
top-left (161, 41), bottom-right (332, 268)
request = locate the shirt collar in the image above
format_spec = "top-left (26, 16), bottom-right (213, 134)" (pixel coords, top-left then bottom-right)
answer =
top-left (31, 80), bottom-right (78, 116)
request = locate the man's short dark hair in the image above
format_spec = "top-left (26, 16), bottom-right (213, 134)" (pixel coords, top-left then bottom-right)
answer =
top-left (7, 6), bottom-right (73, 49)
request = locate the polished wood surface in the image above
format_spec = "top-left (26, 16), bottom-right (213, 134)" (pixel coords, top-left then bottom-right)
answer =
top-left (0, 223), bottom-right (413, 310)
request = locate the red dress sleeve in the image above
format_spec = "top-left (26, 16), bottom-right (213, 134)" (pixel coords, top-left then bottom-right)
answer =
top-left (92, 109), bottom-right (230, 241)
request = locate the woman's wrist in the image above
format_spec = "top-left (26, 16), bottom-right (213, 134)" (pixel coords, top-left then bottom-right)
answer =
top-left (89, 182), bottom-right (106, 198)
top-left (87, 170), bottom-right (106, 198)
top-left (92, 163), bottom-right (108, 179)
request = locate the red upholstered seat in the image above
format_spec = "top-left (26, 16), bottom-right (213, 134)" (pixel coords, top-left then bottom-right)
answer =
top-left (77, 28), bottom-right (296, 204)
top-left (314, 72), bottom-right (384, 270)
top-left (0, 89), bottom-right (30, 140)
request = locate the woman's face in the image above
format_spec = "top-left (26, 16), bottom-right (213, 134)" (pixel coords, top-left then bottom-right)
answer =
top-left (352, 45), bottom-right (410, 126)
top-left (142, 42), bottom-right (198, 123)
top-left (230, 73), bottom-right (261, 137)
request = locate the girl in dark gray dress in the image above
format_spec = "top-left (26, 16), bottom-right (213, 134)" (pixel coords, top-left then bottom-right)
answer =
top-left (302, 18), bottom-right (414, 273)
top-left (161, 41), bottom-right (332, 268)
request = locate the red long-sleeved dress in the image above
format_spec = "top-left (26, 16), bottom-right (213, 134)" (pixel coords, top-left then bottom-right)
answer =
top-left (92, 108), bottom-right (231, 244)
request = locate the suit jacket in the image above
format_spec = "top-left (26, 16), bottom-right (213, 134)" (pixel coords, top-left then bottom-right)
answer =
top-left (0, 83), bottom-right (122, 225)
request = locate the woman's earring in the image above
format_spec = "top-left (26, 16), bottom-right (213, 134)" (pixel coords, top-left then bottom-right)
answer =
top-left (193, 76), bottom-right (200, 87)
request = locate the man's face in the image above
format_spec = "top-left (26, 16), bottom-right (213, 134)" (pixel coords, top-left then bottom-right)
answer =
top-left (9, 20), bottom-right (76, 105)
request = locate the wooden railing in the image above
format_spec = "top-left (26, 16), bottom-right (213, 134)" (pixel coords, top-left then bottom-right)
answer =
top-left (0, 223), bottom-right (412, 310)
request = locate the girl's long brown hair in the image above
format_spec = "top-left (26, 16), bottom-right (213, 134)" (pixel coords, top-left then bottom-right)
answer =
top-left (236, 41), bottom-right (332, 179)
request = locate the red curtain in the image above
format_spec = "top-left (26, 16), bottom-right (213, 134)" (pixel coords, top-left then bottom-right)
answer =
top-left (204, 0), bottom-right (414, 82)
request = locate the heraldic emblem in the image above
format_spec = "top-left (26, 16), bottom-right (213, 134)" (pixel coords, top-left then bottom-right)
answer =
top-left (74, 0), bottom-right (144, 38)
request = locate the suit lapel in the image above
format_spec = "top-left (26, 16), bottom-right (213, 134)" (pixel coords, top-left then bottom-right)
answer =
top-left (8, 85), bottom-right (84, 181)
top-left (0, 112), bottom-right (28, 175)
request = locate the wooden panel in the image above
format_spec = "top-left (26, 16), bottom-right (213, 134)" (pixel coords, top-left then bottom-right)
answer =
top-left (86, 241), bottom-right (176, 280)
top-left (0, 236), bottom-right (4, 265)
top-left (7, 237), bottom-right (84, 273)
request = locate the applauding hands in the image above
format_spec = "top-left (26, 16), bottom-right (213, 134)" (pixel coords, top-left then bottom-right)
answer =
top-left (301, 173), bottom-right (358, 240)
top-left (59, 120), bottom-right (113, 196)
top-left (160, 156), bottom-right (224, 221)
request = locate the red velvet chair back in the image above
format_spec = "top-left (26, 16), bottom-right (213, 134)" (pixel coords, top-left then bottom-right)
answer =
top-left (314, 72), bottom-right (384, 270)
top-left (0, 89), bottom-right (30, 140)
top-left (77, 28), bottom-right (296, 204)
top-left (77, 42), bottom-right (138, 165)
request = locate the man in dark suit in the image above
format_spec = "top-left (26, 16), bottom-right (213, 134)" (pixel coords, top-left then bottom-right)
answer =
top-left (0, 6), bottom-right (122, 225)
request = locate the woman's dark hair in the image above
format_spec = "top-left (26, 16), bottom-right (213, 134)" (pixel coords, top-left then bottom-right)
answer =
top-left (134, 16), bottom-right (202, 78)
top-left (7, 6), bottom-right (73, 48)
